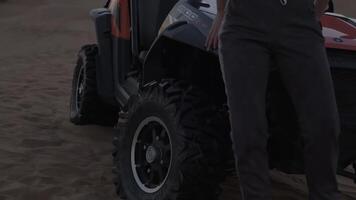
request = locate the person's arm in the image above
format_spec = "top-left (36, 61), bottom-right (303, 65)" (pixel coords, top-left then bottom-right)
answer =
top-left (205, 0), bottom-right (227, 50)
top-left (314, 0), bottom-right (329, 21)
top-left (217, 0), bottom-right (227, 14)
top-left (326, 0), bottom-right (334, 12)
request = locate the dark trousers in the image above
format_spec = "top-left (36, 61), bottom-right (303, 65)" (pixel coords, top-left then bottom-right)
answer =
top-left (218, 0), bottom-right (341, 199)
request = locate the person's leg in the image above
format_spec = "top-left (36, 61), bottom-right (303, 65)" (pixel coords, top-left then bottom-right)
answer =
top-left (275, 32), bottom-right (341, 200)
top-left (218, 28), bottom-right (272, 200)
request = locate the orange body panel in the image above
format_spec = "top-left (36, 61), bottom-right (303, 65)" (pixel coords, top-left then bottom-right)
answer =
top-left (109, 0), bottom-right (131, 40)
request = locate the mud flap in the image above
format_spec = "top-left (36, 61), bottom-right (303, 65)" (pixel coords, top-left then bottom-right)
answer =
top-left (90, 8), bottom-right (115, 103)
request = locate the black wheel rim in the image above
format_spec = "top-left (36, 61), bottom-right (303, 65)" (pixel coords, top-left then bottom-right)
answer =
top-left (131, 116), bottom-right (172, 193)
top-left (76, 62), bottom-right (85, 111)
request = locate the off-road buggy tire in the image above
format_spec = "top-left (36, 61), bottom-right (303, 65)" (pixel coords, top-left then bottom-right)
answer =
top-left (70, 44), bottom-right (118, 126)
top-left (112, 79), bottom-right (232, 200)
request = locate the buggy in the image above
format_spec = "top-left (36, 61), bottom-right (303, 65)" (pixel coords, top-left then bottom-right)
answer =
top-left (70, 0), bottom-right (356, 199)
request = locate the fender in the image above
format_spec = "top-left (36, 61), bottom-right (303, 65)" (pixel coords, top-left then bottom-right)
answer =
top-left (142, 35), bottom-right (166, 84)
top-left (143, 22), bottom-right (216, 84)
top-left (161, 22), bottom-right (207, 50)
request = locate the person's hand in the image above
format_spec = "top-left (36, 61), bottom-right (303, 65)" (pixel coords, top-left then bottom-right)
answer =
top-left (205, 13), bottom-right (224, 51)
top-left (314, 0), bottom-right (328, 22)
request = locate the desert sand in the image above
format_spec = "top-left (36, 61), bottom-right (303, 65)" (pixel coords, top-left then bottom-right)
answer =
top-left (335, 0), bottom-right (356, 18)
top-left (0, 0), bottom-right (355, 200)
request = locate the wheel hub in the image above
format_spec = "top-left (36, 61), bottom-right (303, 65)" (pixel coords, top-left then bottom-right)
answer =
top-left (76, 66), bottom-right (85, 111)
top-left (146, 146), bottom-right (158, 164)
top-left (78, 82), bottom-right (84, 96)
top-left (131, 116), bottom-right (172, 193)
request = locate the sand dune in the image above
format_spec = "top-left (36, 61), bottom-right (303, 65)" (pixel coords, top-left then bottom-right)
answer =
top-left (0, 0), bottom-right (355, 199)
top-left (0, 0), bottom-right (116, 199)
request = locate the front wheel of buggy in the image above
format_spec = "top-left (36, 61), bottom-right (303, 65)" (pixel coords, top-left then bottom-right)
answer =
top-left (112, 80), bottom-right (231, 200)
top-left (69, 44), bottom-right (118, 126)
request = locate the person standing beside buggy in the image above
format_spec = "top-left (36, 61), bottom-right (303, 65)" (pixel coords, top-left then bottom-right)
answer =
top-left (206, 0), bottom-right (341, 199)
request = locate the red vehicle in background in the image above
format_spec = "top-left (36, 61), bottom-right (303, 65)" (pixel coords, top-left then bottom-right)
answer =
top-left (69, 0), bottom-right (356, 199)
top-left (322, 13), bottom-right (356, 51)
